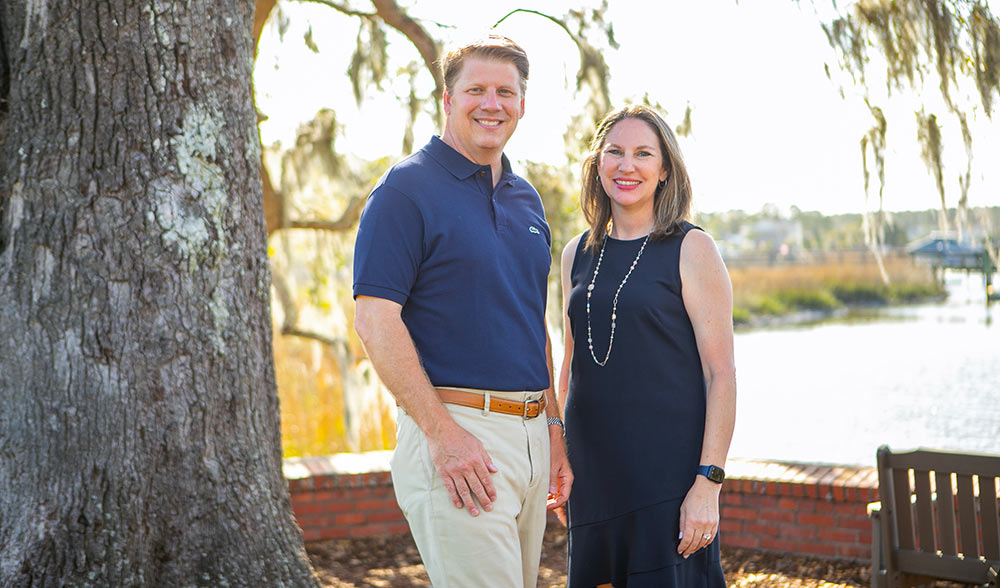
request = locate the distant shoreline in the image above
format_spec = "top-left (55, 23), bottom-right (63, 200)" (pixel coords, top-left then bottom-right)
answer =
top-left (733, 295), bottom-right (949, 331)
top-left (728, 254), bottom-right (949, 329)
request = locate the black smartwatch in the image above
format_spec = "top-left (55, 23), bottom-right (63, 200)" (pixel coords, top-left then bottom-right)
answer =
top-left (697, 464), bottom-right (725, 484)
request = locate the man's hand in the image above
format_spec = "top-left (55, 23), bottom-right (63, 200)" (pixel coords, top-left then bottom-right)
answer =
top-left (546, 430), bottom-right (573, 520)
top-left (427, 422), bottom-right (499, 517)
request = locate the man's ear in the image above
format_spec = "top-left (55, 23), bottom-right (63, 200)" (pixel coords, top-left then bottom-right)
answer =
top-left (443, 88), bottom-right (452, 116)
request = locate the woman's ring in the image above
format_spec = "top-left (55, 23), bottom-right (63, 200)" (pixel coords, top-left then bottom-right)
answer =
top-left (702, 533), bottom-right (712, 540)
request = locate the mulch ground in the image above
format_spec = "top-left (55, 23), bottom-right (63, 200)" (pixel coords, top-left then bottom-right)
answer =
top-left (305, 523), bottom-right (873, 587)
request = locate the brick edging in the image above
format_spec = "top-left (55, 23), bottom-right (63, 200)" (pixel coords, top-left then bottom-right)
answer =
top-left (285, 452), bottom-right (878, 561)
top-left (721, 459), bottom-right (878, 560)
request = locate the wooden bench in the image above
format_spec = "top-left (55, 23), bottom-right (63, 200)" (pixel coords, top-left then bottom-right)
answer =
top-left (869, 445), bottom-right (1000, 587)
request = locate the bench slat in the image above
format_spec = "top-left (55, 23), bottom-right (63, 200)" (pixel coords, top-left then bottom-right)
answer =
top-left (896, 549), bottom-right (997, 583)
top-left (893, 467), bottom-right (916, 550)
top-left (935, 471), bottom-right (957, 555)
top-left (914, 470), bottom-right (936, 552)
top-left (956, 474), bottom-right (979, 556)
top-left (885, 450), bottom-right (1000, 478)
top-left (982, 476), bottom-right (1000, 560)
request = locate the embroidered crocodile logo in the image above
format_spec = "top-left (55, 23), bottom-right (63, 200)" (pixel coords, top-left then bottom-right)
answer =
top-left (528, 226), bottom-right (540, 235)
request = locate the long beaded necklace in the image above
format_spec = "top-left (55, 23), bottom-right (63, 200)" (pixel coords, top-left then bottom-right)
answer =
top-left (586, 232), bottom-right (650, 366)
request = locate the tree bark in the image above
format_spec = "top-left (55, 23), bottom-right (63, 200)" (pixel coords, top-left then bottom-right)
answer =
top-left (0, 1), bottom-right (318, 586)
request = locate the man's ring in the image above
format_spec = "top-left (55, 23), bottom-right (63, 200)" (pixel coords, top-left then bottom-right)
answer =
top-left (702, 533), bottom-right (712, 540)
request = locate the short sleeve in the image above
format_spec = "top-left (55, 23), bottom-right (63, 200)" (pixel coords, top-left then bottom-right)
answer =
top-left (352, 183), bottom-right (424, 305)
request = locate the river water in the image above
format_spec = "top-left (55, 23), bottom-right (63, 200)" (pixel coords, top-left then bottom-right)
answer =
top-left (728, 271), bottom-right (999, 468)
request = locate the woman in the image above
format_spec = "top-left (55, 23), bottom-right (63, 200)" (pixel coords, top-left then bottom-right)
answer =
top-left (558, 105), bottom-right (737, 587)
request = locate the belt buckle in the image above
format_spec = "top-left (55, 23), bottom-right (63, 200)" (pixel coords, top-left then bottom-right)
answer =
top-left (523, 399), bottom-right (539, 419)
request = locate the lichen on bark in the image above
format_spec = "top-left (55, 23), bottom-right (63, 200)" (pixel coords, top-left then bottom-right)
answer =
top-left (148, 105), bottom-right (232, 273)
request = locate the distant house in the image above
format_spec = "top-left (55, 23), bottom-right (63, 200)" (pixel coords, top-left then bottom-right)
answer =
top-left (728, 218), bottom-right (804, 259)
top-left (906, 235), bottom-right (988, 270)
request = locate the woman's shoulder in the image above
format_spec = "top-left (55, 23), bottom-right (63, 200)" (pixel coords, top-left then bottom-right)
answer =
top-left (680, 227), bottom-right (719, 258)
top-left (561, 231), bottom-right (588, 260)
top-left (679, 226), bottom-right (727, 285)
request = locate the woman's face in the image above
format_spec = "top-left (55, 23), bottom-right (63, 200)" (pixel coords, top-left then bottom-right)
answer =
top-left (597, 117), bottom-right (669, 213)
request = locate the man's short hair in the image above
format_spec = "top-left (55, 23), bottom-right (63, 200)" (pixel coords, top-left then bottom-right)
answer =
top-left (439, 34), bottom-right (529, 95)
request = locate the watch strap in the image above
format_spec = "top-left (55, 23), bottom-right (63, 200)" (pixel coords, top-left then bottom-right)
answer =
top-left (697, 464), bottom-right (725, 484)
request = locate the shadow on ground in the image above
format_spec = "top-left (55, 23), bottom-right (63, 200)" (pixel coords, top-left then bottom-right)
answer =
top-left (306, 523), bottom-right (871, 587)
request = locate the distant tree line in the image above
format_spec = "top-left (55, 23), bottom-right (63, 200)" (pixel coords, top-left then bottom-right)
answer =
top-left (696, 205), bottom-right (1000, 256)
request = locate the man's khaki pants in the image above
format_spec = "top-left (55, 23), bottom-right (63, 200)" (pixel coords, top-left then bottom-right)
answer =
top-left (391, 390), bottom-right (550, 588)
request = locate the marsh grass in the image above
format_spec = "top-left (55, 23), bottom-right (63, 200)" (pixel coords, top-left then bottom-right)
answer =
top-left (729, 254), bottom-right (944, 325)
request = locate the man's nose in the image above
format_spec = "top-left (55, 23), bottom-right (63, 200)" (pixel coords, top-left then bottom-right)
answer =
top-left (481, 90), bottom-right (501, 110)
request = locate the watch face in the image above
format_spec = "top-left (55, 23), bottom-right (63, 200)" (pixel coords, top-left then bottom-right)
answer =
top-left (701, 465), bottom-right (725, 483)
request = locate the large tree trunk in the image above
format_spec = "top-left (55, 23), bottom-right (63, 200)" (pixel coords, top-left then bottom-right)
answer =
top-left (0, 2), bottom-right (317, 586)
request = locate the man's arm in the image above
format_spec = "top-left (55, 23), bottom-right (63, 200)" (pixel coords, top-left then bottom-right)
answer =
top-left (354, 295), bottom-right (498, 517)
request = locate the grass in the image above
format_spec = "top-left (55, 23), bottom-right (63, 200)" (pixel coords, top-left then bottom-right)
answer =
top-left (729, 255), bottom-right (944, 326)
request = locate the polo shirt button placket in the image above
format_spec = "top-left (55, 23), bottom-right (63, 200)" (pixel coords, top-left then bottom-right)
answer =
top-left (478, 168), bottom-right (500, 228)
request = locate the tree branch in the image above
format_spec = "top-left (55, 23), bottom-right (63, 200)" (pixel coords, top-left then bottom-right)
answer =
top-left (271, 269), bottom-right (300, 326)
top-left (261, 161), bottom-right (284, 236)
top-left (286, 194), bottom-right (365, 233)
top-left (493, 6), bottom-right (613, 115)
top-left (494, 9), bottom-right (578, 42)
top-left (271, 269), bottom-right (348, 351)
top-left (296, 0), bottom-right (376, 18)
top-left (253, 0), bottom-right (277, 55)
top-left (280, 325), bottom-right (348, 351)
top-left (370, 0), bottom-right (443, 105)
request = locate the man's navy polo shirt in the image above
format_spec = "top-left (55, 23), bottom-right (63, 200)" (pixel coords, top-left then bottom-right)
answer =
top-left (353, 136), bottom-right (551, 391)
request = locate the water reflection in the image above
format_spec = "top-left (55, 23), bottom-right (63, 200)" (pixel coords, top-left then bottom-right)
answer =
top-left (729, 271), bottom-right (998, 468)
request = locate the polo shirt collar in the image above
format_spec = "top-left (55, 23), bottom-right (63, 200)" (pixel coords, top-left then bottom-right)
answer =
top-left (425, 135), bottom-right (516, 184)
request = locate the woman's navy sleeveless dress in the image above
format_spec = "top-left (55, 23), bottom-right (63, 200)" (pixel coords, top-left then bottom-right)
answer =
top-left (564, 223), bottom-right (726, 588)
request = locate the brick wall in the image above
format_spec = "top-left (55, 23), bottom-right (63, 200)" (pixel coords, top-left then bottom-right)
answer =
top-left (285, 451), bottom-right (408, 541)
top-left (721, 459), bottom-right (878, 560)
top-left (284, 452), bottom-right (879, 562)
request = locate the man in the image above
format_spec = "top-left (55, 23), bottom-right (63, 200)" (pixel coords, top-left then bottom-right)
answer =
top-left (353, 35), bottom-right (572, 587)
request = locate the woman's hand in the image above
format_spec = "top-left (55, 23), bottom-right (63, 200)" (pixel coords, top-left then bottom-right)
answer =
top-left (676, 476), bottom-right (722, 558)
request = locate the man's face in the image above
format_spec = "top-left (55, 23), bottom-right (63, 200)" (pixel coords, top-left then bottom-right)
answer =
top-left (442, 57), bottom-right (525, 165)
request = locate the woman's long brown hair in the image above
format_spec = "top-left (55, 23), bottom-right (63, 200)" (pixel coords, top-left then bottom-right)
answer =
top-left (581, 104), bottom-right (693, 253)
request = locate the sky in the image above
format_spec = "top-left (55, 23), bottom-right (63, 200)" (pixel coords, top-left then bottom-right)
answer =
top-left (253, 0), bottom-right (999, 217)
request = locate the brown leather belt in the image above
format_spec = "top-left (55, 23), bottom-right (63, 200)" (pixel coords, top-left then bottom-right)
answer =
top-left (436, 388), bottom-right (546, 419)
